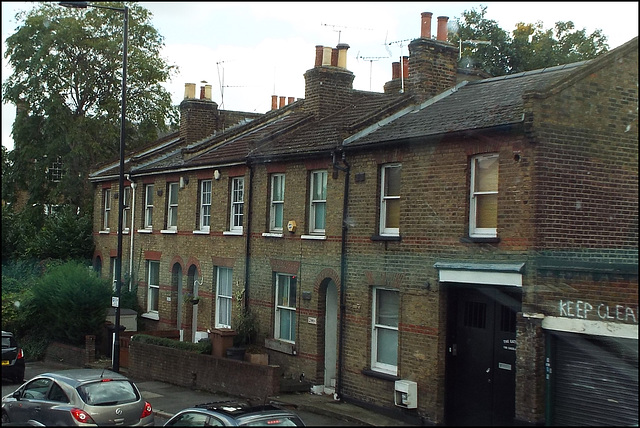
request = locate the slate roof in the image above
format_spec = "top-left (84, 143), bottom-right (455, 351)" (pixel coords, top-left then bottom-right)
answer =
top-left (179, 90), bottom-right (409, 167)
top-left (343, 61), bottom-right (590, 147)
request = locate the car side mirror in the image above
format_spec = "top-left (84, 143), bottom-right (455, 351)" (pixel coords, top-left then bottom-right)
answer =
top-left (13, 390), bottom-right (21, 400)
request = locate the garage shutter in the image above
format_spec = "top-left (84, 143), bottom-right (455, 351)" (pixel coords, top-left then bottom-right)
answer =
top-left (550, 332), bottom-right (638, 426)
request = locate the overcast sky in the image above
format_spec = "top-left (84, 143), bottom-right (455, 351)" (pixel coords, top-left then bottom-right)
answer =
top-left (2, 1), bottom-right (638, 151)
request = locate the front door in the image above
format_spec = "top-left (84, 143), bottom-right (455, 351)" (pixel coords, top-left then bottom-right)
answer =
top-left (445, 285), bottom-right (521, 426)
top-left (324, 280), bottom-right (338, 390)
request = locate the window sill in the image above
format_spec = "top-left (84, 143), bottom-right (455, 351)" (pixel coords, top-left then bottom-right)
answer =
top-left (262, 232), bottom-right (284, 238)
top-left (370, 235), bottom-right (401, 242)
top-left (301, 234), bottom-right (326, 240)
top-left (361, 368), bottom-right (400, 382)
top-left (460, 236), bottom-right (500, 244)
top-left (121, 229), bottom-right (130, 235)
top-left (193, 230), bottom-right (210, 235)
top-left (161, 229), bottom-right (177, 234)
top-left (137, 229), bottom-right (152, 234)
top-left (141, 312), bottom-right (159, 321)
top-left (99, 230), bottom-right (110, 235)
top-left (265, 338), bottom-right (296, 355)
top-left (223, 230), bottom-right (243, 236)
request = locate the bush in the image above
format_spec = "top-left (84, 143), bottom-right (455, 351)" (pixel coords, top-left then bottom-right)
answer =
top-left (132, 334), bottom-right (212, 355)
top-left (23, 260), bottom-right (112, 346)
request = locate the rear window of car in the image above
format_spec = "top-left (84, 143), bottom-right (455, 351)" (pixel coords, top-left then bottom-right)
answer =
top-left (77, 380), bottom-right (139, 405)
top-left (2, 337), bottom-right (16, 348)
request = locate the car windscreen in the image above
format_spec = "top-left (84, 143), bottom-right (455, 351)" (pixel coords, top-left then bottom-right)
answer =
top-left (77, 379), bottom-right (139, 405)
top-left (2, 337), bottom-right (15, 348)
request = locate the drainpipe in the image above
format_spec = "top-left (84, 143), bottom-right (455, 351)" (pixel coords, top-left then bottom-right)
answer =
top-left (126, 175), bottom-right (136, 291)
top-left (332, 151), bottom-right (350, 401)
top-left (243, 162), bottom-right (254, 310)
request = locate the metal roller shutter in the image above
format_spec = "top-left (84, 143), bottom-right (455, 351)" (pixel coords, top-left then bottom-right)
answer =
top-left (549, 332), bottom-right (638, 426)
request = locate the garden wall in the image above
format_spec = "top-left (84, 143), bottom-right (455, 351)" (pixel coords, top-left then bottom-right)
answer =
top-left (129, 341), bottom-right (282, 400)
top-left (44, 335), bottom-right (96, 367)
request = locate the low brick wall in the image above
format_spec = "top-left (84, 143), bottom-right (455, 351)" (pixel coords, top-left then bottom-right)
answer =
top-left (129, 341), bottom-right (282, 400)
top-left (44, 335), bottom-right (96, 367)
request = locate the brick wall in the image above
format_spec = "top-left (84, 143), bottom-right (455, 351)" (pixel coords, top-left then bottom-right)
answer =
top-left (129, 341), bottom-right (282, 400)
top-left (44, 335), bottom-right (96, 367)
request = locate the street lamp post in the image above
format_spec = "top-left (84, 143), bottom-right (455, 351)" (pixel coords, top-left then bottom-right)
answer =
top-left (59, 1), bottom-right (128, 373)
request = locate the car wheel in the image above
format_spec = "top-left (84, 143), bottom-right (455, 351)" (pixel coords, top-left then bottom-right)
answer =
top-left (1, 411), bottom-right (10, 424)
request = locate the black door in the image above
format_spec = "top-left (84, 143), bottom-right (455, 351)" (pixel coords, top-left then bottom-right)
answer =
top-left (445, 285), bottom-right (521, 426)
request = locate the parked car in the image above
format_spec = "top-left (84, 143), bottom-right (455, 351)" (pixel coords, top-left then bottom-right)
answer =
top-left (164, 401), bottom-right (305, 426)
top-left (1, 331), bottom-right (25, 384)
top-left (1, 368), bottom-right (153, 426)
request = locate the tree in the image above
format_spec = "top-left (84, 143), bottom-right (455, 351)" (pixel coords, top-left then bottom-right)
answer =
top-left (2, 2), bottom-right (179, 212)
top-left (451, 6), bottom-right (609, 76)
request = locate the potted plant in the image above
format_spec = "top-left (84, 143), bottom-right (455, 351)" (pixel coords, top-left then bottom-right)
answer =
top-left (226, 290), bottom-right (263, 361)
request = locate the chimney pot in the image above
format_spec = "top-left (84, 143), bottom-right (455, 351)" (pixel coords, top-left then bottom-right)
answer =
top-left (184, 83), bottom-right (196, 99)
top-left (421, 12), bottom-right (433, 38)
top-left (200, 86), bottom-right (206, 99)
top-left (322, 47), bottom-right (332, 66)
top-left (331, 48), bottom-right (338, 66)
top-left (392, 62), bottom-right (400, 80)
top-left (315, 45), bottom-right (324, 67)
top-left (287, 96), bottom-right (295, 105)
top-left (402, 56), bottom-right (409, 79)
top-left (437, 16), bottom-right (449, 41)
top-left (204, 85), bottom-right (212, 100)
top-left (279, 96), bottom-right (285, 109)
top-left (271, 95), bottom-right (278, 110)
top-left (337, 43), bottom-right (350, 69)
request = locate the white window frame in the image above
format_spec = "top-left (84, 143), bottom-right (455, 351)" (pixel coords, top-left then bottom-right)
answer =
top-left (270, 174), bottom-right (285, 232)
top-left (122, 186), bottom-right (131, 232)
top-left (371, 287), bottom-right (399, 375)
top-left (199, 180), bottom-right (212, 232)
top-left (147, 260), bottom-right (160, 314)
top-left (230, 177), bottom-right (244, 232)
top-left (110, 257), bottom-right (117, 292)
top-left (167, 182), bottom-right (179, 230)
top-left (275, 273), bottom-right (297, 343)
top-left (215, 267), bottom-right (233, 328)
top-left (309, 170), bottom-right (327, 234)
top-left (469, 153), bottom-right (499, 238)
top-left (379, 163), bottom-right (401, 236)
top-left (144, 184), bottom-right (154, 229)
top-left (103, 189), bottom-right (111, 231)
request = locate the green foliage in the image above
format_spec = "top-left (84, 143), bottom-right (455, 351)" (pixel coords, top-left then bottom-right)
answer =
top-left (33, 205), bottom-right (94, 261)
top-left (2, 203), bottom-right (94, 262)
top-left (2, 1), bottom-right (178, 210)
top-left (19, 332), bottom-right (52, 362)
top-left (22, 260), bottom-right (112, 346)
top-left (232, 289), bottom-right (259, 347)
top-left (132, 334), bottom-right (212, 354)
top-left (452, 5), bottom-right (609, 76)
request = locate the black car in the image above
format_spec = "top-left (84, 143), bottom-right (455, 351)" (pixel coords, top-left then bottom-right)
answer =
top-left (164, 401), bottom-right (305, 426)
top-left (1, 331), bottom-right (25, 384)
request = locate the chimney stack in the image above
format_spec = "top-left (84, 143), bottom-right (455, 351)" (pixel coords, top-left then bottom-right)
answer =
top-left (180, 82), bottom-right (219, 144)
top-left (437, 16), bottom-right (449, 41)
top-left (421, 12), bottom-right (433, 38)
top-left (304, 44), bottom-right (355, 117)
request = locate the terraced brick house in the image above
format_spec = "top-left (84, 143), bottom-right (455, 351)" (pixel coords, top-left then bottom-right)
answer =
top-left (89, 12), bottom-right (638, 426)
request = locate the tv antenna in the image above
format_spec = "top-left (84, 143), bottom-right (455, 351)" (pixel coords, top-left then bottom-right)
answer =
top-left (357, 53), bottom-right (388, 91)
top-left (386, 39), bottom-right (413, 93)
top-left (321, 22), bottom-right (374, 44)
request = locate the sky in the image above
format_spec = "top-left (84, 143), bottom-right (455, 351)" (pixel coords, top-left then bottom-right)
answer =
top-left (2, 2), bottom-right (638, 151)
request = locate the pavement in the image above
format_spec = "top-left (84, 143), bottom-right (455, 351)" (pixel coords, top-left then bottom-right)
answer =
top-left (21, 360), bottom-right (416, 426)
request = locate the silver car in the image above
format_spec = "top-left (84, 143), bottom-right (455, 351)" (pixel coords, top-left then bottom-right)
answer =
top-left (1, 368), bottom-right (153, 426)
